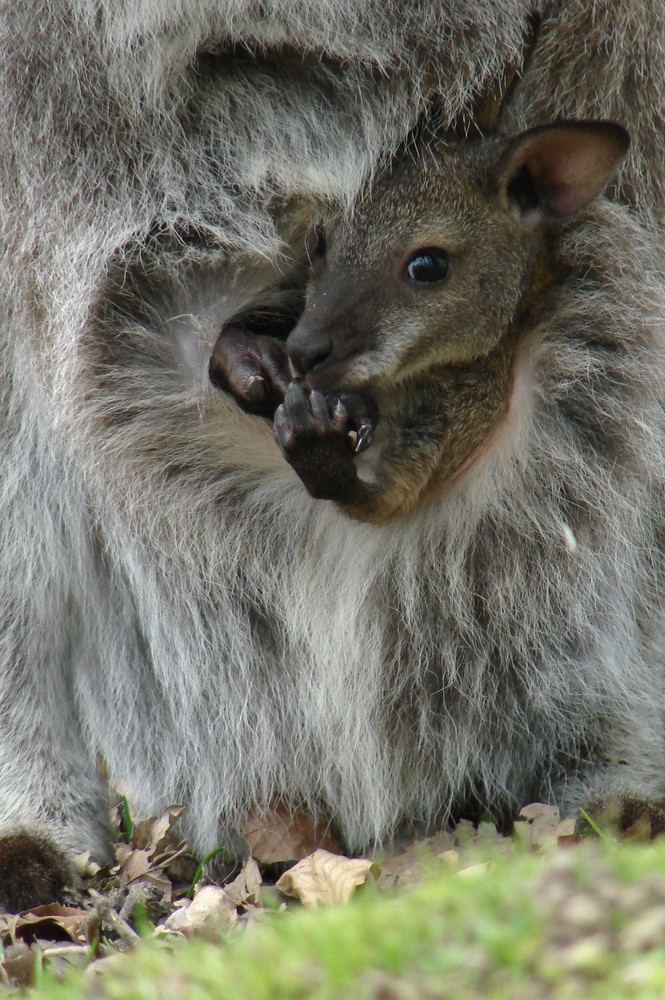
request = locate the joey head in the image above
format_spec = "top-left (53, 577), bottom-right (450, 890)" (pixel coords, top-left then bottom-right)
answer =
top-left (274, 122), bottom-right (630, 521)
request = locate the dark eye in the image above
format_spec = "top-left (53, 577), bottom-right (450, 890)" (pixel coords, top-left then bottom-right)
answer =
top-left (406, 249), bottom-right (449, 283)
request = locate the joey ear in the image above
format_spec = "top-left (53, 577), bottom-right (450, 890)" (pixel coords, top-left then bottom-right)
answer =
top-left (497, 121), bottom-right (630, 223)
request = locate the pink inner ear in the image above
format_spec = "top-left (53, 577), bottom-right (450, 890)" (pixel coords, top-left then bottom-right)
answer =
top-left (508, 123), bottom-right (629, 219)
top-left (542, 180), bottom-right (596, 215)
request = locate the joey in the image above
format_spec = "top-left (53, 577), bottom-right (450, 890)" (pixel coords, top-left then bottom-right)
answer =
top-left (275, 122), bottom-right (630, 520)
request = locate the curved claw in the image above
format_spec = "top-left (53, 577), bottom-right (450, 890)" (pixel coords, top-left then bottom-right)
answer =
top-left (354, 422), bottom-right (373, 453)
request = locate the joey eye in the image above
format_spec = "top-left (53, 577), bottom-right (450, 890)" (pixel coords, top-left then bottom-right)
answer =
top-left (406, 249), bottom-right (449, 284)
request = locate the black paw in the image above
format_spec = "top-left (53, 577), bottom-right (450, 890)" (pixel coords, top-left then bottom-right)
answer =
top-left (0, 832), bottom-right (74, 913)
top-left (274, 383), bottom-right (374, 501)
top-left (209, 324), bottom-right (291, 418)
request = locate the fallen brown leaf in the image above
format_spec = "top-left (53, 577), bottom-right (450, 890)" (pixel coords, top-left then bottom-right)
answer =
top-left (516, 803), bottom-right (576, 851)
top-left (276, 850), bottom-right (379, 907)
top-left (131, 804), bottom-right (188, 856)
top-left (1, 943), bottom-right (39, 988)
top-left (117, 848), bottom-right (152, 885)
top-left (162, 885), bottom-right (238, 937)
top-left (620, 810), bottom-right (653, 843)
top-left (558, 834), bottom-right (584, 849)
top-left (377, 831), bottom-right (456, 889)
top-left (242, 803), bottom-right (341, 863)
top-left (220, 858), bottom-right (262, 908)
top-left (132, 869), bottom-right (173, 900)
top-left (8, 904), bottom-right (88, 944)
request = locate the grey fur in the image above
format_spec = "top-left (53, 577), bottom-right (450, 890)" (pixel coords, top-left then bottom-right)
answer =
top-left (1, 0), bottom-right (665, 886)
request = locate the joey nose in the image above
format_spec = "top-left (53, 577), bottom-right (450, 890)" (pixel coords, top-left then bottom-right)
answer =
top-left (287, 327), bottom-right (333, 375)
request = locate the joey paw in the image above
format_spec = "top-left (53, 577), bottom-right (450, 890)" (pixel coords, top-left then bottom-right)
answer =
top-left (209, 324), bottom-right (291, 418)
top-left (274, 383), bottom-right (374, 501)
top-left (331, 393), bottom-right (375, 455)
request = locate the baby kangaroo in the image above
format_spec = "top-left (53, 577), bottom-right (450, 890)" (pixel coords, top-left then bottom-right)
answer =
top-left (273, 122), bottom-right (630, 521)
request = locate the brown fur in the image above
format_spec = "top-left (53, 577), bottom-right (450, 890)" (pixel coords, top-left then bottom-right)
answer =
top-left (0, 834), bottom-right (73, 914)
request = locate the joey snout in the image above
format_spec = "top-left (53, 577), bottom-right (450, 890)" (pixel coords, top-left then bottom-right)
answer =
top-left (287, 305), bottom-right (374, 383)
top-left (286, 322), bottom-right (333, 376)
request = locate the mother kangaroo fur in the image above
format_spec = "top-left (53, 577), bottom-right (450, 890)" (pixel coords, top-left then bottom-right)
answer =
top-left (2, 0), bottom-right (665, 910)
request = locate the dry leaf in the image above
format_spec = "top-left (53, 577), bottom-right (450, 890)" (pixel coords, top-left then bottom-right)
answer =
top-left (518, 804), bottom-right (557, 823)
top-left (555, 818), bottom-right (577, 838)
top-left (162, 885), bottom-right (238, 937)
top-left (620, 810), bottom-right (653, 843)
top-left (114, 810), bottom-right (188, 900)
top-left (133, 869), bottom-right (173, 901)
top-left (438, 850), bottom-right (460, 867)
top-left (221, 858), bottom-right (262, 908)
top-left (163, 850), bottom-right (200, 884)
top-left (378, 831), bottom-right (456, 889)
top-left (276, 850), bottom-right (379, 907)
top-left (451, 820), bottom-right (477, 847)
top-left (558, 834), bottom-right (583, 849)
top-left (131, 805), bottom-right (187, 856)
top-left (242, 803), bottom-right (341, 863)
top-left (117, 848), bottom-right (152, 885)
top-left (114, 843), bottom-right (131, 866)
top-left (473, 821), bottom-right (506, 847)
top-left (10, 904), bottom-right (88, 944)
top-left (457, 861), bottom-right (490, 879)
top-left (516, 803), bottom-right (573, 850)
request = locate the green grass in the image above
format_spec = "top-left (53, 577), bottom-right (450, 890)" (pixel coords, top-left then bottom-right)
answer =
top-left (24, 840), bottom-right (665, 999)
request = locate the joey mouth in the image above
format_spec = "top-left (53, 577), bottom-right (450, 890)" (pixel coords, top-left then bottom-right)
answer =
top-left (299, 352), bottom-right (378, 395)
top-left (302, 364), bottom-right (381, 433)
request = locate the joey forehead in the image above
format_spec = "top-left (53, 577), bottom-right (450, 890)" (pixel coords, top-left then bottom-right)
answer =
top-left (328, 143), bottom-right (493, 271)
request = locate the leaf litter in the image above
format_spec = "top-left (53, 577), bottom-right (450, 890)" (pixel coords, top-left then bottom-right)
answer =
top-left (1, 796), bottom-right (663, 989)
